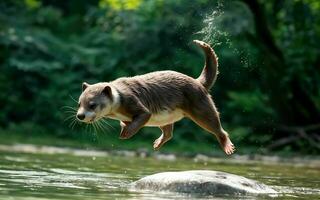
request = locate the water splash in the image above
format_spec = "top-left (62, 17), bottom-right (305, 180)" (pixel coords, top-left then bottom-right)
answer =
top-left (198, 1), bottom-right (229, 47)
top-left (197, 0), bottom-right (252, 69)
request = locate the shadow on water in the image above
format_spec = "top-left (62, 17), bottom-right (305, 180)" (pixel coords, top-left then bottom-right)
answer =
top-left (0, 145), bottom-right (319, 200)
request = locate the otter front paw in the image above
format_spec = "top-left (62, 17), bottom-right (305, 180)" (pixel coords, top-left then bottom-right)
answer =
top-left (119, 121), bottom-right (130, 139)
top-left (119, 123), bottom-right (137, 139)
top-left (119, 127), bottom-right (131, 139)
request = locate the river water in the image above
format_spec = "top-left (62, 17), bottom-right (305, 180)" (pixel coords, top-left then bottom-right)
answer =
top-left (0, 145), bottom-right (319, 200)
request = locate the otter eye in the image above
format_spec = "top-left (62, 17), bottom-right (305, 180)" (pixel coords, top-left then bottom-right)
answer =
top-left (89, 102), bottom-right (97, 110)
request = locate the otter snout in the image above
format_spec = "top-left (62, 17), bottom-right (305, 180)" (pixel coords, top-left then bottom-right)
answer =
top-left (76, 109), bottom-right (96, 123)
top-left (76, 113), bottom-right (85, 120)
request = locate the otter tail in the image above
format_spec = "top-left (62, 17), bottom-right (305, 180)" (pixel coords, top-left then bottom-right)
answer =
top-left (193, 40), bottom-right (218, 91)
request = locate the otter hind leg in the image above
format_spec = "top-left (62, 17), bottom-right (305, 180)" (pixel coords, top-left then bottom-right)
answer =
top-left (186, 97), bottom-right (235, 155)
top-left (153, 124), bottom-right (174, 150)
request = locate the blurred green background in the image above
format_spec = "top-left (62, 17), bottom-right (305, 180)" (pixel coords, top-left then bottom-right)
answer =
top-left (0, 0), bottom-right (319, 155)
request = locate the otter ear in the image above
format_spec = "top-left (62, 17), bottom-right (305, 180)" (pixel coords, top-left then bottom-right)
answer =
top-left (102, 85), bottom-right (112, 97)
top-left (82, 82), bottom-right (90, 91)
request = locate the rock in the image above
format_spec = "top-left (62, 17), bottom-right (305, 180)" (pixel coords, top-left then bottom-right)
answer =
top-left (113, 150), bottom-right (136, 157)
top-left (193, 154), bottom-right (209, 162)
top-left (137, 148), bottom-right (149, 158)
top-left (130, 170), bottom-right (277, 195)
top-left (154, 153), bottom-right (176, 161)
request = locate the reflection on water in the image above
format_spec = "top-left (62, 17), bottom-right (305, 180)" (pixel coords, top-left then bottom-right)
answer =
top-left (0, 146), bottom-right (319, 200)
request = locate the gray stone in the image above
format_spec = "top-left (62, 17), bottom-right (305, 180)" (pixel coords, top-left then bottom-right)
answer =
top-left (130, 170), bottom-right (277, 195)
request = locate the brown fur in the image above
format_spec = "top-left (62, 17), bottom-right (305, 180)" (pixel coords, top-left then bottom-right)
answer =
top-left (77, 40), bottom-right (235, 155)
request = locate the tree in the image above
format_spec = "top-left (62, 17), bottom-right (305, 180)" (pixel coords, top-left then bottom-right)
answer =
top-left (239, 0), bottom-right (320, 150)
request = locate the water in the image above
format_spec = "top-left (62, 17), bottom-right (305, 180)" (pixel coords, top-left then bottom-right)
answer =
top-left (0, 146), bottom-right (319, 200)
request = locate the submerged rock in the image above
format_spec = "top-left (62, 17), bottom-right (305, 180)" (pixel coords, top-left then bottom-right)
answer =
top-left (130, 170), bottom-right (277, 195)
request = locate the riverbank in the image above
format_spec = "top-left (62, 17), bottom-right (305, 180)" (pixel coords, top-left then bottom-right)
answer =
top-left (1, 131), bottom-right (319, 167)
top-left (0, 143), bottom-right (319, 168)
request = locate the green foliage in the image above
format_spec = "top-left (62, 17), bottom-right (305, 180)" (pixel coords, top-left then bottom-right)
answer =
top-left (99, 0), bottom-right (143, 10)
top-left (0, 0), bottom-right (319, 154)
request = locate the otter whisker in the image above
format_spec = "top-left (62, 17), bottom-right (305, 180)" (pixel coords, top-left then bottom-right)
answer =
top-left (92, 124), bottom-right (96, 135)
top-left (70, 121), bottom-right (77, 130)
top-left (100, 120), bottom-right (112, 133)
top-left (94, 122), bottom-right (101, 135)
top-left (64, 111), bottom-right (77, 114)
top-left (94, 121), bottom-right (102, 133)
top-left (91, 123), bottom-right (99, 139)
top-left (87, 124), bottom-right (93, 135)
top-left (70, 119), bottom-right (79, 130)
top-left (69, 94), bottom-right (78, 104)
top-left (92, 123), bottom-right (98, 134)
top-left (85, 124), bottom-right (89, 133)
top-left (68, 118), bottom-right (76, 129)
top-left (64, 115), bottom-right (76, 122)
top-left (101, 118), bottom-right (116, 131)
top-left (97, 120), bottom-right (108, 133)
top-left (61, 106), bottom-right (77, 111)
top-left (100, 120), bottom-right (109, 131)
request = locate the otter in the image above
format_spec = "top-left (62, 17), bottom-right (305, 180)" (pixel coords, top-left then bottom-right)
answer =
top-left (76, 40), bottom-right (235, 155)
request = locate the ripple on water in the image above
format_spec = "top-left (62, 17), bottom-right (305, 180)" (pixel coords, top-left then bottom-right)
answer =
top-left (4, 156), bottom-right (30, 163)
top-left (0, 168), bottom-right (130, 192)
top-left (275, 186), bottom-right (320, 195)
top-left (0, 148), bottom-right (319, 200)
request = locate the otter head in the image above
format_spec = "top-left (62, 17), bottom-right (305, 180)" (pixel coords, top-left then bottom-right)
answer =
top-left (76, 82), bottom-right (114, 123)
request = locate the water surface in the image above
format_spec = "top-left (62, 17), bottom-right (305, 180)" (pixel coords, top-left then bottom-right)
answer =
top-left (0, 146), bottom-right (319, 200)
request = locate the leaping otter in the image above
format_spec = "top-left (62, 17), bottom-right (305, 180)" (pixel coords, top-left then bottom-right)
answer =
top-left (76, 40), bottom-right (235, 155)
